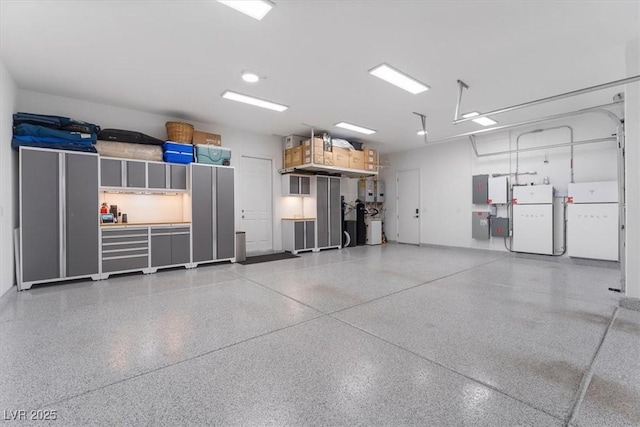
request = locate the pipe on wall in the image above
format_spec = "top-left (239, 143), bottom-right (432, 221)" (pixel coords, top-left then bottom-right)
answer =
top-left (453, 74), bottom-right (639, 124)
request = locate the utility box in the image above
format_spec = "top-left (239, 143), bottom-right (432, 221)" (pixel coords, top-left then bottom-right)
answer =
top-left (472, 211), bottom-right (490, 240)
top-left (567, 181), bottom-right (619, 261)
top-left (512, 185), bottom-right (555, 255)
top-left (358, 179), bottom-right (375, 202)
top-left (375, 181), bottom-right (385, 203)
top-left (488, 176), bottom-right (508, 204)
top-left (512, 184), bottom-right (553, 204)
top-left (366, 220), bottom-right (382, 245)
top-left (491, 217), bottom-right (510, 237)
top-left (472, 175), bottom-right (489, 204)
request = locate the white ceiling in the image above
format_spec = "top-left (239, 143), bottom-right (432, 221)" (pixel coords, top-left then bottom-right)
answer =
top-left (1, 1), bottom-right (638, 153)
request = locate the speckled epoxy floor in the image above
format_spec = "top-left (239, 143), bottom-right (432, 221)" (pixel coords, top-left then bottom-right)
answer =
top-left (0, 244), bottom-right (637, 426)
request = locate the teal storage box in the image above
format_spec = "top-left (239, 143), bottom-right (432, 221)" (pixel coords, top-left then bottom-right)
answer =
top-left (195, 145), bottom-right (231, 166)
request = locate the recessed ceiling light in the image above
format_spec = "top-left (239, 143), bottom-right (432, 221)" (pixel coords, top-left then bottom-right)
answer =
top-left (335, 122), bottom-right (376, 135)
top-left (217, 0), bottom-right (274, 20)
top-left (463, 111), bottom-right (498, 126)
top-left (221, 90), bottom-right (288, 112)
top-left (242, 72), bottom-right (260, 83)
top-left (369, 63), bottom-right (430, 95)
top-left (417, 130), bottom-right (428, 136)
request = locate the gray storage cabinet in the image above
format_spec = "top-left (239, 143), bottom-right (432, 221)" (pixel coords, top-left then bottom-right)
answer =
top-left (20, 147), bottom-right (99, 290)
top-left (147, 162), bottom-right (187, 190)
top-left (282, 220), bottom-right (315, 254)
top-left (100, 158), bottom-right (122, 187)
top-left (151, 226), bottom-right (191, 268)
top-left (316, 176), bottom-right (342, 250)
top-left (101, 227), bottom-right (149, 274)
top-left (191, 164), bottom-right (235, 264)
top-left (282, 175), bottom-right (311, 196)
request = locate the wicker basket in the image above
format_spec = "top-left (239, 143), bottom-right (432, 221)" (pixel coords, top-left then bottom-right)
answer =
top-left (165, 121), bottom-right (194, 143)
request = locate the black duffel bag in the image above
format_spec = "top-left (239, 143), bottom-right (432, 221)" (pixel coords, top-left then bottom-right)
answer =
top-left (98, 129), bottom-right (164, 146)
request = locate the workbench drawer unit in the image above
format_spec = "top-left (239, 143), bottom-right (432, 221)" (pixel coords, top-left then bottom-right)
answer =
top-left (101, 227), bottom-right (149, 273)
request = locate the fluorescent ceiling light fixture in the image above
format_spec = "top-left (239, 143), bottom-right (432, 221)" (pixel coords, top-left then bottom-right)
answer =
top-left (217, 0), bottom-right (274, 20)
top-left (462, 111), bottom-right (498, 126)
top-left (242, 71), bottom-right (260, 83)
top-left (369, 63), bottom-right (430, 94)
top-left (221, 90), bottom-right (288, 112)
top-left (417, 130), bottom-right (428, 136)
top-left (335, 122), bottom-right (376, 135)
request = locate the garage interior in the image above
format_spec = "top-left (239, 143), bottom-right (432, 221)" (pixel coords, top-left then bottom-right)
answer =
top-left (0, 1), bottom-right (639, 426)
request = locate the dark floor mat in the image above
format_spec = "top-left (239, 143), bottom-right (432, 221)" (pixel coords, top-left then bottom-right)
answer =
top-left (238, 252), bottom-right (299, 265)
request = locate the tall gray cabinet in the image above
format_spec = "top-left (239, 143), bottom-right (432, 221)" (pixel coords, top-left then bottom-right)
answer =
top-left (316, 176), bottom-right (342, 250)
top-left (19, 147), bottom-right (99, 290)
top-left (191, 164), bottom-right (235, 264)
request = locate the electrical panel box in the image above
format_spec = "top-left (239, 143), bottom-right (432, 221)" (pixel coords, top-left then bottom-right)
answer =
top-left (358, 179), bottom-right (375, 202)
top-left (375, 181), bottom-right (385, 203)
top-left (491, 217), bottom-right (509, 237)
top-left (568, 181), bottom-right (618, 203)
top-left (472, 175), bottom-right (489, 204)
top-left (512, 184), bottom-right (553, 204)
top-left (488, 176), bottom-right (508, 204)
top-left (472, 211), bottom-right (490, 240)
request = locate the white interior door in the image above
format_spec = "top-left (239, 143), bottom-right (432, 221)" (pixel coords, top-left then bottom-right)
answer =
top-left (397, 169), bottom-right (420, 245)
top-left (240, 156), bottom-right (273, 253)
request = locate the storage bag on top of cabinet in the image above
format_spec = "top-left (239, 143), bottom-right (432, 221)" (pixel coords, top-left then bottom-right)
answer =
top-left (13, 112), bottom-right (101, 134)
top-left (195, 144), bottom-right (231, 166)
top-left (98, 129), bottom-right (165, 146)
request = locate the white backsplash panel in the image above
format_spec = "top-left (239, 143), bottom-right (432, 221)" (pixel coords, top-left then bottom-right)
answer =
top-left (100, 192), bottom-right (188, 223)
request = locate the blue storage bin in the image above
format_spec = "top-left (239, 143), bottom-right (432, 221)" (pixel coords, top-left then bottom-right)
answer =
top-left (195, 145), bottom-right (231, 165)
top-left (163, 151), bottom-right (193, 164)
top-left (163, 141), bottom-right (193, 154)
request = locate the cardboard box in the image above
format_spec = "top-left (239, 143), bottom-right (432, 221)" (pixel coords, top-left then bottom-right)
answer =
top-left (303, 137), bottom-right (324, 150)
top-left (284, 146), bottom-right (303, 168)
top-left (193, 130), bottom-right (222, 146)
top-left (333, 147), bottom-right (350, 168)
top-left (313, 152), bottom-right (324, 164)
top-left (284, 148), bottom-right (292, 168)
top-left (364, 162), bottom-right (377, 172)
top-left (290, 146), bottom-right (303, 167)
top-left (284, 135), bottom-right (304, 149)
top-left (323, 151), bottom-right (334, 166)
top-left (364, 147), bottom-right (377, 163)
top-left (349, 150), bottom-right (365, 170)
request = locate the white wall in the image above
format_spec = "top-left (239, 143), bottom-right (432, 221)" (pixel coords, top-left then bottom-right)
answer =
top-left (17, 90), bottom-right (287, 251)
top-left (625, 35), bottom-right (640, 299)
top-left (0, 60), bottom-right (18, 297)
top-left (381, 112), bottom-right (620, 256)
